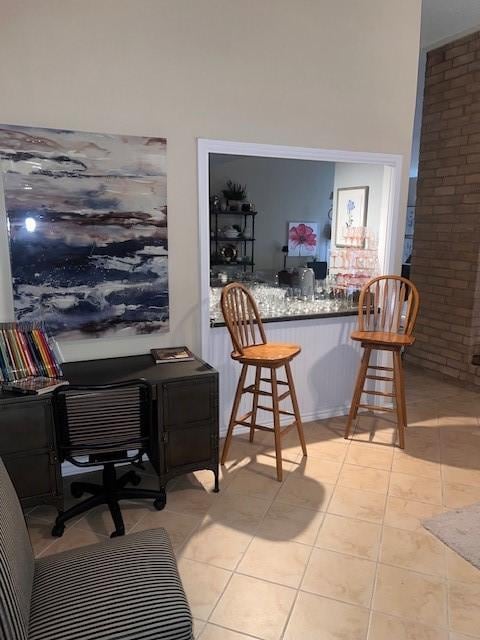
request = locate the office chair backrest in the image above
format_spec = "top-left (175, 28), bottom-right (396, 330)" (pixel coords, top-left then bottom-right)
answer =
top-left (358, 275), bottom-right (419, 336)
top-left (0, 458), bottom-right (34, 640)
top-left (221, 282), bottom-right (267, 357)
top-left (53, 380), bottom-right (152, 465)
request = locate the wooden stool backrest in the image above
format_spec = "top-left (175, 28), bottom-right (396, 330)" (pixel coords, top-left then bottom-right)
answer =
top-left (358, 275), bottom-right (419, 335)
top-left (221, 282), bottom-right (267, 356)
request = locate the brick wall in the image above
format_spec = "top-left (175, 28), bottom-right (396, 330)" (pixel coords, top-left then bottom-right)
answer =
top-left (409, 31), bottom-right (480, 386)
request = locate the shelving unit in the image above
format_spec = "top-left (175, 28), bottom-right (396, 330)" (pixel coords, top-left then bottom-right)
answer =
top-left (210, 209), bottom-right (256, 272)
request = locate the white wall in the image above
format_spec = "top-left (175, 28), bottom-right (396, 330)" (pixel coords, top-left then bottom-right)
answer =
top-left (0, 179), bottom-right (13, 321)
top-left (409, 50), bottom-right (427, 178)
top-left (210, 156), bottom-right (334, 273)
top-left (0, 0), bottom-right (421, 361)
top-left (332, 162), bottom-right (388, 250)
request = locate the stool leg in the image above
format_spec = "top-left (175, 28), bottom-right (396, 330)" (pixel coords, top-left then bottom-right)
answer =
top-left (393, 350), bottom-right (406, 449)
top-left (399, 351), bottom-right (408, 428)
top-left (344, 346), bottom-right (372, 440)
top-left (221, 363), bottom-right (248, 465)
top-left (271, 367), bottom-right (283, 482)
top-left (250, 366), bottom-right (261, 443)
top-left (285, 361), bottom-right (307, 457)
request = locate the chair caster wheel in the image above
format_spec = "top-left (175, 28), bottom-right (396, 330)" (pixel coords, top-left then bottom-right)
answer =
top-left (111, 528), bottom-right (125, 538)
top-left (130, 472), bottom-right (142, 486)
top-left (154, 492), bottom-right (166, 511)
top-left (51, 523), bottom-right (65, 537)
top-left (70, 483), bottom-right (84, 499)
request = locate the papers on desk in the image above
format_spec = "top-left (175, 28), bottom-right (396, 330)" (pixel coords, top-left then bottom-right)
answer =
top-left (151, 346), bottom-right (195, 364)
top-left (1, 376), bottom-right (69, 395)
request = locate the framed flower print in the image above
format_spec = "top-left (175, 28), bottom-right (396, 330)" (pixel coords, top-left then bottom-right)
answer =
top-left (335, 186), bottom-right (369, 247)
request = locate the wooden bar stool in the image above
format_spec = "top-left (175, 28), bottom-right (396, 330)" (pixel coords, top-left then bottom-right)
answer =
top-left (344, 275), bottom-right (419, 449)
top-left (220, 282), bottom-right (307, 481)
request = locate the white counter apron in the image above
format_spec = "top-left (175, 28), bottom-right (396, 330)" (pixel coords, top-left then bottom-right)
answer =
top-left (206, 315), bottom-right (362, 436)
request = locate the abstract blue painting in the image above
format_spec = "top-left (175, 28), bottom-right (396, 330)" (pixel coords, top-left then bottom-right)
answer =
top-left (0, 124), bottom-right (168, 339)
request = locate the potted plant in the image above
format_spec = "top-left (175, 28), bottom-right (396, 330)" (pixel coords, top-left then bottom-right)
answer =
top-left (222, 180), bottom-right (247, 211)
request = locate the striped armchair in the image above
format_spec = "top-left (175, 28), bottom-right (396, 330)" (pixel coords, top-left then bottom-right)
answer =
top-left (0, 459), bottom-right (193, 640)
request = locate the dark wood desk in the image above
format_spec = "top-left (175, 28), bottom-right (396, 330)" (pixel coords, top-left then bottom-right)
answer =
top-left (0, 353), bottom-right (219, 510)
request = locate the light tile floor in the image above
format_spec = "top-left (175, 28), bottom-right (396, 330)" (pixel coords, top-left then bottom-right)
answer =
top-left (26, 366), bottom-right (480, 639)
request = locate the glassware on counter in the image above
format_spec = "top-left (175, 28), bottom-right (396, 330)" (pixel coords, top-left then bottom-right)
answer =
top-left (209, 281), bottom-right (357, 325)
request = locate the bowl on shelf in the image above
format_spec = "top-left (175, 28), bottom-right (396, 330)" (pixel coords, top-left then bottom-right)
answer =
top-left (222, 225), bottom-right (240, 239)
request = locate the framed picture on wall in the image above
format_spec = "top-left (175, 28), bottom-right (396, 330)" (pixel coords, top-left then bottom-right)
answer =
top-left (335, 186), bottom-right (369, 247)
top-left (288, 222), bottom-right (318, 257)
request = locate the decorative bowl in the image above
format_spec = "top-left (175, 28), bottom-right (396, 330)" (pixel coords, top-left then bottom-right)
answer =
top-left (223, 226), bottom-right (240, 238)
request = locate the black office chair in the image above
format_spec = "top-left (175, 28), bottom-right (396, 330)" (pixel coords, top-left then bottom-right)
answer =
top-left (51, 379), bottom-right (165, 538)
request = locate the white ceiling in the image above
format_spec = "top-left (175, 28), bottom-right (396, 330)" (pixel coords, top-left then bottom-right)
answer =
top-left (421, 0), bottom-right (480, 49)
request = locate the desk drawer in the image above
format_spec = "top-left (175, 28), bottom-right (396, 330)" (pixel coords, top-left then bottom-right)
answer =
top-left (160, 377), bottom-right (216, 428)
top-left (0, 400), bottom-right (54, 454)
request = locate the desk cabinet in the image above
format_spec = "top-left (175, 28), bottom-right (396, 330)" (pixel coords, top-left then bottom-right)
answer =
top-left (0, 397), bottom-right (63, 509)
top-left (155, 374), bottom-right (219, 492)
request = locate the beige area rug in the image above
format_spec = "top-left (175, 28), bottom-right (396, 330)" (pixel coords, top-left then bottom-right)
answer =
top-left (423, 503), bottom-right (480, 570)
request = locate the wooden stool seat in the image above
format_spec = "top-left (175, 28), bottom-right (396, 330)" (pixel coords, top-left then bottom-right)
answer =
top-left (344, 276), bottom-right (420, 449)
top-left (234, 342), bottom-right (301, 365)
top-left (351, 331), bottom-right (415, 347)
top-left (220, 283), bottom-right (307, 481)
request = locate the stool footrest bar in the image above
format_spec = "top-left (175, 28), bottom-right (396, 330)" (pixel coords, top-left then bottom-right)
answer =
top-left (235, 420), bottom-right (256, 428)
top-left (358, 403), bottom-right (394, 412)
top-left (235, 411), bottom-right (253, 424)
top-left (257, 405), bottom-right (294, 417)
top-left (362, 389), bottom-right (395, 398)
top-left (250, 424), bottom-right (275, 433)
top-left (244, 385), bottom-right (272, 397)
top-left (280, 423), bottom-right (296, 437)
top-left (256, 405), bottom-right (273, 413)
top-left (260, 378), bottom-right (288, 386)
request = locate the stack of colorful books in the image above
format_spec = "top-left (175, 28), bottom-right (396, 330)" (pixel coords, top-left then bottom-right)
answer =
top-left (0, 322), bottom-right (63, 382)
